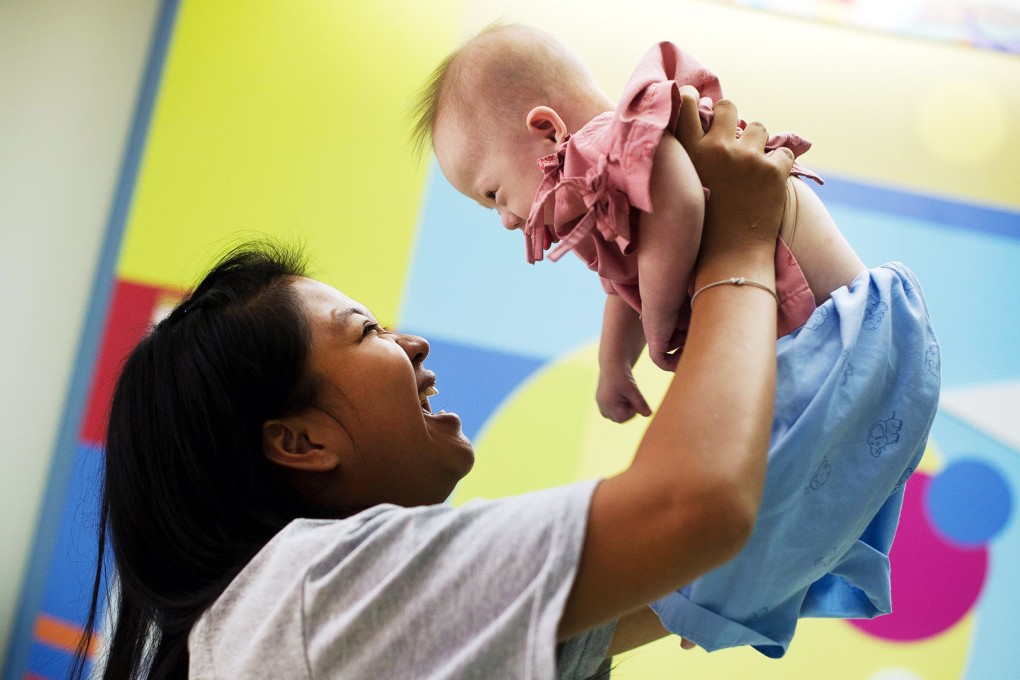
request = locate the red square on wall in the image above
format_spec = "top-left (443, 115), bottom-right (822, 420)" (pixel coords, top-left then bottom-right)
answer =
top-left (79, 279), bottom-right (181, 446)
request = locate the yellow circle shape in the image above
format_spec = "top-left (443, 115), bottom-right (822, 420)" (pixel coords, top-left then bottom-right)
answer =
top-left (452, 342), bottom-right (670, 505)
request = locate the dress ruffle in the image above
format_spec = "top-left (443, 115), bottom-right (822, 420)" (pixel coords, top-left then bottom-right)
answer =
top-left (526, 140), bottom-right (636, 265)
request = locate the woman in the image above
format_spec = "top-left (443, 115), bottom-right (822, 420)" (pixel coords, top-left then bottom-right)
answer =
top-left (72, 92), bottom-right (793, 679)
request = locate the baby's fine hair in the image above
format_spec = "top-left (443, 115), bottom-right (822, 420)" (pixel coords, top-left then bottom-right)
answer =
top-left (410, 21), bottom-right (599, 158)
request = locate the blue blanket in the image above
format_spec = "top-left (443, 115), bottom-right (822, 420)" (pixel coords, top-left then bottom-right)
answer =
top-left (651, 262), bottom-right (941, 657)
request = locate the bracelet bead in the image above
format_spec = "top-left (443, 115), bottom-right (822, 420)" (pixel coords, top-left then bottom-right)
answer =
top-left (689, 277), bottom-right (780, 307)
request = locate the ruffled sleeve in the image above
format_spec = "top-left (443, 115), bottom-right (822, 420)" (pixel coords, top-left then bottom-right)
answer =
top-left (612, 42), bottom-right (723, 212)
top-left (524, 130), bottom-right (637, 266)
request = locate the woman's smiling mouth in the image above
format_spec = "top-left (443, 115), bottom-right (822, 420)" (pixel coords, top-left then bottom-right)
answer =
top-left (419, 384), bottom-right (438, 413)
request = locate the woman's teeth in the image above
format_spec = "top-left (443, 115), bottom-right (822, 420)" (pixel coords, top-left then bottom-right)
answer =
top-left (419, 385), bottom-right (438, 412)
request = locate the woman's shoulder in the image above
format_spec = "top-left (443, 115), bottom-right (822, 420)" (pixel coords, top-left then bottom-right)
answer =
top-left (204, 479), bottom-right (601, 616)
top-left (290, 478), bottom-right (602, 567)
top-left (190, 480), bottom-right (603, 679)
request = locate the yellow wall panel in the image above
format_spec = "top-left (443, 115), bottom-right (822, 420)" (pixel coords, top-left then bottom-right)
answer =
top-left (118, 0), bottom-right (463, 324)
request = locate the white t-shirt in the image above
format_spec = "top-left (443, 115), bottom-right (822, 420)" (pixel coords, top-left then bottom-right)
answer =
top-left (188, 479), bottom-right (616, 679)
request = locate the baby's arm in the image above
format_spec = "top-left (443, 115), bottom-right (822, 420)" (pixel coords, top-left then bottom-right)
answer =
top-left (783, 177), bottom-right (866, 304)
top-left (638, 133), bottom-right (706, 372)
top-left (597, 294), bottom-right (652, 423)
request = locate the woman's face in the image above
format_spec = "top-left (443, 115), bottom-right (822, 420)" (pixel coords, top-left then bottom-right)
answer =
top-left (292, 277), bottom-right (474, 507)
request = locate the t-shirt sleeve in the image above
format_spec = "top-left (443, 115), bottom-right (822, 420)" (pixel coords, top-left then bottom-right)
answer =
top-left (301, 478), bottom-right (616, 680)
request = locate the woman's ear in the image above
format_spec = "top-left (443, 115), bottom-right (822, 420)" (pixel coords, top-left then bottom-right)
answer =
top-left (262, 414), bottom-right (345, 473)
top-left (526, 106), bottom-right (568, 145)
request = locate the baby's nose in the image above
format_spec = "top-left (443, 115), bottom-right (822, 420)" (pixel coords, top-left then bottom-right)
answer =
top-left (500, 209), bottom-right (521, 231)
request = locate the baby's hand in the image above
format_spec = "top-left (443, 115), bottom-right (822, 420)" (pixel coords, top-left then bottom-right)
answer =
top-left (597, 364), bottom-right (652, 423)
top-left (642, 313), bottom-right (684, 373)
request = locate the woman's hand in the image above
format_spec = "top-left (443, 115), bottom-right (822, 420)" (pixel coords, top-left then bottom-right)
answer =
top-left (675, 86), bottom-right (793, 264)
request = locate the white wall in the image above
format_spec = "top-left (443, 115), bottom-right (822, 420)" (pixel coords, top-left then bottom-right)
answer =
top-left (0, 0), bottom-right (160, 667)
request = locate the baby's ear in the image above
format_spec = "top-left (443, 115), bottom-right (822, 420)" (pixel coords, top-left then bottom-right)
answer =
top-left (526, 106), bottom-right (567, 144)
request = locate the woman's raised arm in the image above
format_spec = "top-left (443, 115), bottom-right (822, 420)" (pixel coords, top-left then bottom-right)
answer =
top-left (558, 95), bottom-right (794, 640)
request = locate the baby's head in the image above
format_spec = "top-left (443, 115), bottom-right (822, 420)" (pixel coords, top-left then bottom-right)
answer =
top-left (412, 23), bottom-right (610, 232)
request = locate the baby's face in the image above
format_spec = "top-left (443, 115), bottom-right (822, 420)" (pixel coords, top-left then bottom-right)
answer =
top-left (433, 111), bottom-right (552, 234)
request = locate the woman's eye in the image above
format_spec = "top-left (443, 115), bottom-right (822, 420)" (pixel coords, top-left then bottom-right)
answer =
top-left (363, 322), bottom-right (381, 336)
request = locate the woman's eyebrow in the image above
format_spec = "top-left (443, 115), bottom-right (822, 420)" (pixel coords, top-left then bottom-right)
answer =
top-left (332, 306), bottom-right (372, 326)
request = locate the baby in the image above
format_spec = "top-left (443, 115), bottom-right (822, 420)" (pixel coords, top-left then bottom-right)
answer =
top-left (416, 23), bottom-right (864, 424)
top-left (415, 23), bottom-right (941, 657)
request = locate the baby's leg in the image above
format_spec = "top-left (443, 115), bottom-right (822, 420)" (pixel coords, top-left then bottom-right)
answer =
top-left (781, 178), bottom-right (866, 306)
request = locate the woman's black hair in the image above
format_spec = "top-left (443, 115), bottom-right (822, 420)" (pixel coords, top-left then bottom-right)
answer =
top-left (70, 241), bottom-right (334, 679)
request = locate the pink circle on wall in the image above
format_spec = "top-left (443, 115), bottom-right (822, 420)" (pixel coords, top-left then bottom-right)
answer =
top-left (850, 472), bottom-right (988, 641)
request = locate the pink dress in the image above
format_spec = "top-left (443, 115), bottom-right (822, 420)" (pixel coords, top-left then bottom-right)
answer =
top-left (523, 42), bottom-right (821, 343)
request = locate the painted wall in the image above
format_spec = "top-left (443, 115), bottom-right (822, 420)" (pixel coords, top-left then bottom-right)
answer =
top-left (6, 1), bottom-right (1020, 678)
top-left (0, 0), bottom-right (160, 672)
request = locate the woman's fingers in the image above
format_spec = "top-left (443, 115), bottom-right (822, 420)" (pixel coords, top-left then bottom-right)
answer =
top-left (741, 120), bottom-right (769, 149)
top-left (706, 98), bottom-right (738, 141)
top-left (767, 146), bottom-right (796, 176)
top-left (675, 85), bottom-right (705, 146)
top-left (678, 93), bottom-right (793, 252)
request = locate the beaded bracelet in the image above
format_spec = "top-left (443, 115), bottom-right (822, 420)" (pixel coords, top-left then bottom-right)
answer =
top-left (689, 277), bottom-right (780, 307)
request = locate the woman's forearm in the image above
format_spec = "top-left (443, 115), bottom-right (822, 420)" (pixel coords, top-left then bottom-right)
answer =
top-left (634, 244), bottom-right (777, 526)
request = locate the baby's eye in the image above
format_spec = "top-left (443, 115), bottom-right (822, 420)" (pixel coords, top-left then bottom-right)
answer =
top-left (485, 190), bottom-right (497, 202)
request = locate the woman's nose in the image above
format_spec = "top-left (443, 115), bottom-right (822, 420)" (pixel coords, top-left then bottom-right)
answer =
top-left (397, 333), bottom-right (430, 365)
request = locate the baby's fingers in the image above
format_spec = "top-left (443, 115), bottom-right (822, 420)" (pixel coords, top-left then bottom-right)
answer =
top-left (596, 376), bottom-right (651, 422)
top-left (599, 404), bottom-right (633, 424)
top-left (597, 387), bottom-right (635, 423)
top-left (626, 384), bottom-right (652, 419)
top-left (644, 320), bottom-right (683, 373)
top-left (647, 336), bottom-right (680, 372)
top-left (649, 344), bottom-right (681, 372)
top-left (600, 397), bottom-right (641, 423)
